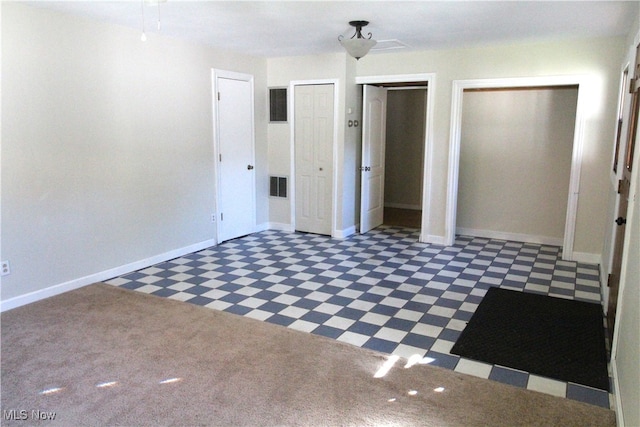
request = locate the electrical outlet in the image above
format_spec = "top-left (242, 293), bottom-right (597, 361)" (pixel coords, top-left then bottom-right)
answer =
top-left (211, 214), bottom-right (216, 223)
top-left (1, 261), bottom-right (10, 277)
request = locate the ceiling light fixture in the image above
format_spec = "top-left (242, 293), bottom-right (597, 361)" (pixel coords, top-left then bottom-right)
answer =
top-left (339, 20), bottom-right (377, 60)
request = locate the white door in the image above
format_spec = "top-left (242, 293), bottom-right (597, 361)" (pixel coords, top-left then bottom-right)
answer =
top-left (360, 85), bottom-right (388, 233)
top-left (295, 84), bottom-right (334, 235)
top-left (214, 71), bottom-right (255, 242)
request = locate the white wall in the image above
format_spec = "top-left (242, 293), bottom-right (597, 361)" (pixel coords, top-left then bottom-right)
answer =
top-left (342, 56), bottom-right (361, 234)
top-left (384, 89), bottom-right (425, 210)
top-left (0, 3), bottom-right (267, 304)
top-left (266, 53), bottom-right (357, 236)
top-left (356, 37), bottom-right (626, 257)
top-left (457, 87), bottom-right (577, 243)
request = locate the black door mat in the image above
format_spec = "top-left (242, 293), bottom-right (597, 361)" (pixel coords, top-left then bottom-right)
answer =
top-left (451, 287), bottom-right (609, 391)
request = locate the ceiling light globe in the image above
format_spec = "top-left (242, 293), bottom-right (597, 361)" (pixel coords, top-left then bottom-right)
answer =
top-left (340, 38), bottom-right (376, 60)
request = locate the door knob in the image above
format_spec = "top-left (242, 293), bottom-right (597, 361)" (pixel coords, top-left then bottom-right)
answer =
top-left (615, 217), bottom-right (626, 226)
top-left (247, 165), bottom-right (254, 170)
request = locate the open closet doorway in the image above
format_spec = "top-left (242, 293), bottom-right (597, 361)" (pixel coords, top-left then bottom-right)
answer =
top-left (456, 86), bottom-right (577, 245)
top-left (356, 73), bottom-right (435, 241)
top-left (447, 76), bottom-right (588, 261)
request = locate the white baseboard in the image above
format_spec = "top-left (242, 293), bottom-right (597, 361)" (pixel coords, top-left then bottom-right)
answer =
top-left (455, 227), bottom-right (564, 247)
top-left (570, 251), bottom-right (602, 266)
top-left (420, 234), bottom-right (447, 245)
top-left (268, 222), bottom-right (294, 232)
top-left (255, 222), bottom-right (270, 232)
top-left (0, 239), bottom-right (217, 312)
top-left (384, 202), bottom-right (422, 210)
top-left (334, 225), bottom-right (356, 239)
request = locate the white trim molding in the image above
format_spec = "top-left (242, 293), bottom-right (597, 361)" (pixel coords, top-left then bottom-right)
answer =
top-left (267, 222), bottom-right (294, 232)
top-left (420, 234), bottom-right (447, 246)
top-left (570, 252), bottom-right (602, 266)
top-left (254, 222), bottom-right (271, 233)
top-left (0, 239), bottom-right (217, 312)
top-left (333, 225), bottom-right (357, 239)
top-left (447, 75), bottom-right (589, 261)
top-left (455, 227), bottom-right (564, 247)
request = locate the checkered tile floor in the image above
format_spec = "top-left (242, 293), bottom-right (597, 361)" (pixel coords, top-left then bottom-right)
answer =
top-left (106, 226), bottom-right (611, 409)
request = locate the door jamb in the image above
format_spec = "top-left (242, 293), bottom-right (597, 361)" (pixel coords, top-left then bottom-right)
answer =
top-left (355, 73), bottom-right (436, 243)
top-left (212, 68), bottom-right (256, 244)
top-left (289, 79), bottom-right (340, 237)
top-left (447, 75), bottom-right (588, 261)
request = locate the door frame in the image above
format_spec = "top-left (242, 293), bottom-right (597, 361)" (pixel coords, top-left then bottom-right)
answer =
top-left (212, 68), bottom-right (256, 244)
top-left (355, 73), bottom-right (436, 243)
top-left (447, 75), bottom-right (588, 261)
top-left (289, 79), bottom-right (339, 237)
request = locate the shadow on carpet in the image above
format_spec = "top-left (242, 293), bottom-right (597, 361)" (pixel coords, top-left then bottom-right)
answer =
top-left (451, 287), bottom-right (609, 391)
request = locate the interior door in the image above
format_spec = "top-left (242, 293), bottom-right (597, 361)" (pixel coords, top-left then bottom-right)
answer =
top-left (608, 43), bottom-right (639, 341)
top-left (294, 84), bottom-right (334, 235)
top-left (215, 72), bottom-right (256, 242)
top-left (360, 85), bottom-right (388, 233)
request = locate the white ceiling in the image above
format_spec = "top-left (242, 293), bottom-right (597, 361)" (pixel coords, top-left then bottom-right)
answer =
top-left (27, 1), bottom-right (640, 58)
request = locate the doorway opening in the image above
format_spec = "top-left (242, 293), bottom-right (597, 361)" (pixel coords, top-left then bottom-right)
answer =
top-left (447, 76), bottom-right (589, 261)
top-left (456, 85), bottom-right (578, 247)
top-left (356, 74), bottom-right (436, 242)
top-left (383, 87), bottom-right (427, 229)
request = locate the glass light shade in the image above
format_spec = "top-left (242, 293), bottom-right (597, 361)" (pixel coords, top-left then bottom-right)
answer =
top-left (340, 38), bottom-right (377, 60)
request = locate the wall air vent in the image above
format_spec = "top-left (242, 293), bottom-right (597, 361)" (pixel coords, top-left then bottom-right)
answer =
top-left (269, 88), bottom-right (287, 122)
top-left (269, 176), bottom-right (288, 198)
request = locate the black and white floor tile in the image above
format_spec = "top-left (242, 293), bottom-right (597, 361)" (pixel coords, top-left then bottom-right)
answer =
top-left (106, 226), bottom-right (611, 409)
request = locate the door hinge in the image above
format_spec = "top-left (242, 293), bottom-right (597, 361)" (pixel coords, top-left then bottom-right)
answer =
top-left (607, 273), bottom-right (612, 287)
top-left (617, 179), bottom-right (623, 194)
top-left (221, 212), bottom-right (224, 221)
top-left (219, 154), bottom-right (222, 162)
top-left (218, 92), bottom-right (221, 101)
top-left (630, 75), bottom-right (637, 93)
